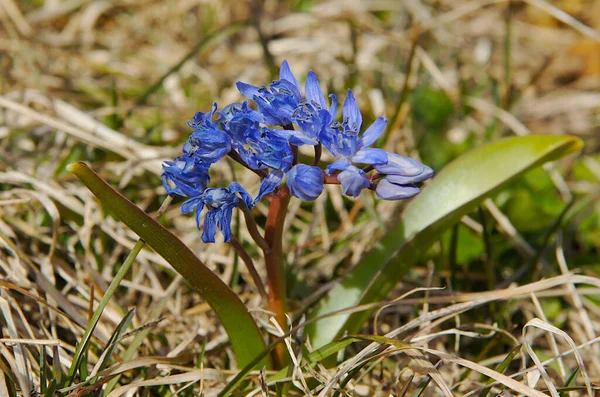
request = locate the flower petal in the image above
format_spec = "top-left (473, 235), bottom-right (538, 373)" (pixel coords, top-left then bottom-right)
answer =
top-left (218, 206), bottom-right (235, 242)
top-left (254, 170), bottom-right (284, 204)
top-left (201, 209), bottom-right (219, 243)
top-left (386, 165), bottom-right (434, 184)
top-left (162, 157), bottom-right (210, 197)
top-left (338, 166), bottom-right (370, 197)
top-left (328, 93), bottom-right (338, 119)
top-left (375, 179), bottom-right (420, 200)
top-left (358, 117), bottom-right (387, 149)
top-left (279, 60), bottom-right (302, 99)
top-left (181, 196), bottom-right (203, 215)
top-left (351, 147), bottom-right (388, 165)
top-left (229, 181), bottom-right (253, 209)
top-left (342, 90), bottom-right (362, 132)
top-left (374, 152), bottom-right (427, 176)
top-left (325, 158), bottom-right (352, 173)
top-left (236, 82), bottom-right (261, 99)
top-left (286, 164), bottom-right (324, 201)
top-left (305, 70), bottom-right (326, 109)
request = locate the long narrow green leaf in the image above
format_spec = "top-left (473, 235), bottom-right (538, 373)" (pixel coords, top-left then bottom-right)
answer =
top-left (308, 135), bottom-right (583, 348)
top-left (65, 239), bottom-right (145, 386)
top-left (91, 308), bottom-right (136, 384)
top-left (68, 162), bottom-right (269, 369)
top-left (478, 344), bottom-right (522, 397)
top-left (559, 368), bottom-right (580, 397)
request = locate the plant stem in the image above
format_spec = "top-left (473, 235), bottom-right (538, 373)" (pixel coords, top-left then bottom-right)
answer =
top-left (312, 144), bottom-right (322, 166)
top-left (230, 235), bottom-right (268, 301)
top-left (238, 201), bottom-right (271, 252)
top-left (263, 185), bottom-right (291, 368)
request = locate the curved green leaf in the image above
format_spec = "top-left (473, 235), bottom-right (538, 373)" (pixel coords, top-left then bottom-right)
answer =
top-left (68, 162), bottom-right (270, 369)
top-left (308, 135), bottom-right (583, 348)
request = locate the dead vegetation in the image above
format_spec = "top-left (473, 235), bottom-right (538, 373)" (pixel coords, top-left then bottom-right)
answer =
top-left (1, 0), bottom-right (600, 396)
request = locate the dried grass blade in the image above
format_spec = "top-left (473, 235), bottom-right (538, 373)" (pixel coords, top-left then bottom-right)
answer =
top-left (523, 318), bottom-right (593, 397)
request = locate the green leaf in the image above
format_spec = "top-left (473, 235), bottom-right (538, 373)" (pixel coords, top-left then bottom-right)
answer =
top-left (65, 239), bottom-right (145, 387)
top-left (560, 368), bottom-right (580, 397)
top-left (307, 135), bottom-right (583, 348)
top-left (68, 162), bottom-right (270, 369)
top-left (478, 344), bottom-right (521, 397)
top-left (90, 307), bottom-right (136, 384)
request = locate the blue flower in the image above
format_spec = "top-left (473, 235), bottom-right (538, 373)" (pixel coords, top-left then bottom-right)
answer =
top-left (321, 90), bottom-right (388, 167)
top-left (184, 104), bottom-right (231, 164)
top-left (375, 178), bottom-right (421, 201)
top-left (236, 60), bottom-right (302, 127)
top-left (181, 182), bottom-right (253, 243)
top-left (286, 71), bottom-right (338, 146)
top-left (164, 60), bottom-right (435, 244)
top-left (162, 156), bottom-right (210, 198)
top-left (217, 102), bottom-right (294, 171)
top-left (337, 165), bottom-right (370, 198)
top-left (373, 152), bottom-right (434, 184)
top-left (286, 164), bottom-right (324, 201)
top-left (371, 153), bottom-right (433, 200)
top-left (217, 101), bottom-right (265, 142)
top-left (254, 170), bottom-right (284, 204)
top-left (316, 90), bottom-right (389, 197)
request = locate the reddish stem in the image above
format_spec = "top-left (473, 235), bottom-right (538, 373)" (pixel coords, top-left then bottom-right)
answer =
top-left (263, 185), bottom-right (291, 368)
top-left (324, 174), bottom-right (341, 184)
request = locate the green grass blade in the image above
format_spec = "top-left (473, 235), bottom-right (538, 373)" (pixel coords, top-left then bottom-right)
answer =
top-left (308, 135), bottom-right (583, 348)
top-left (90, 307), bottom-right (136, 384)
top-left (478, 344), bottom-right (521, 397)
top-left (559, 368), bottom-right (580, 397)
top-left (39, 347), bottom-right (46, 395)
top-left (410, 373), bottom-right (434, 397)
top-left (68, 162), bottom-right (269, 369)
top-left (64, 239), bottom-right (146, 386)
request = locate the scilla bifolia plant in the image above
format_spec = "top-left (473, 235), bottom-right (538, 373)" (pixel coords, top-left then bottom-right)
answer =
top-left (161, 60), bottom-right (433, 367)
top-left (71, 59), bottom-right (580, 381)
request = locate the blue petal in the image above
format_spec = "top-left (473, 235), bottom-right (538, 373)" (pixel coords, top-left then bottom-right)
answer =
top-left (218, 206), bottom-right (235, 242)
top-left (286, 164), bottom-right (324, 201)
top-left (229, 182), bottom-right (253, 209)
top-left (325, 158), bottom-right (352, 173)
top-left (236, 82), bottom-right (261, 99)
top-left (350, 147), bottom-right (388, 165)
top-left (201, 209), bottom-right (219, 243)
top-left (319, 124), bottom-right (357, 158)
top-left (337, 165), bottom-right (370, 198)
top-left (181, 196), bottom-right (203, 215)
top-left (374, 152), bottom-right (427, 176)
top-left (279, 60), bottom-right (302, 100)
top-left (162, 157), bottom-right (210, 197)
top-left (185, 129), bottom-right (231, 163)
top-left (287, 131), bottom-right (319, 146)
top-left (328, 94), bottom-right (338, 119)
top-left (342, 90), bottom-right (362, 132)
top-left (305, 70), bottom-right (326, 109)
top-left (357, 117), bottom-right (387, 150)
top-left (254, 170), bottom-right (284, 204)
top-left (253, 95), bottom-right (284, 125)
top-left (386, 165), bottom-right (434, 184)
top-left (188, 103), bottom-right (218, 128)
top-left (375, 179), bottom-right (420, 200)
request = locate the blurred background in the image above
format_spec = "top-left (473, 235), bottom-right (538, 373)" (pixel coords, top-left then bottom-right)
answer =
top-left (1, 0), bottom-right (600, 394)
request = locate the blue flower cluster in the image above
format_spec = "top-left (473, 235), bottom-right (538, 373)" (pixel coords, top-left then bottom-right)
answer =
top-left (163, 60), bottom-right (433, 243)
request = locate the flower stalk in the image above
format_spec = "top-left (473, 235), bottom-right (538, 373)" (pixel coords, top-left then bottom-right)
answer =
top-left (263, 185), bottom-right (291, 368)
top-left (229, 235), bottom-right (268, 301)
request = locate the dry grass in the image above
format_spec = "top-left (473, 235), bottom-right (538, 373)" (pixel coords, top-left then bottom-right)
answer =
top-left (1, 0), bottom-right (600, 396)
